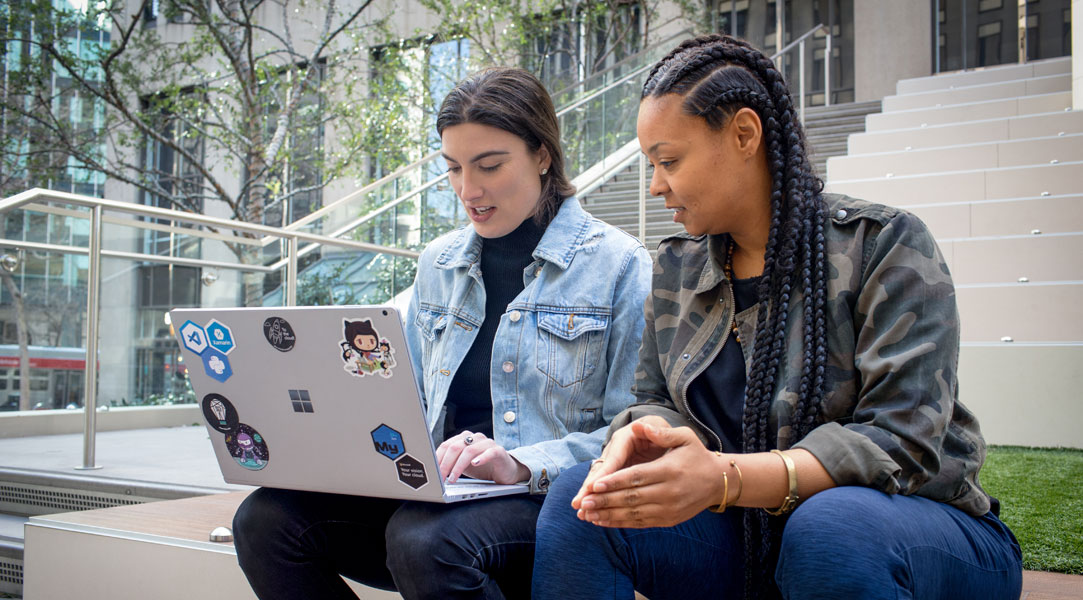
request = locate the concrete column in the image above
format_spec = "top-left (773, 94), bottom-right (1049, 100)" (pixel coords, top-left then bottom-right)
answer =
top-left (854, 0), bottom-right (932, 102)
top-left (1074, 0), bottom-right (1081, 110)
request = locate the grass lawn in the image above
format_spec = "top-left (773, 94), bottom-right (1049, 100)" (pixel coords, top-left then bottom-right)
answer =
top-left (981, 445), bottom-right (1083, 574)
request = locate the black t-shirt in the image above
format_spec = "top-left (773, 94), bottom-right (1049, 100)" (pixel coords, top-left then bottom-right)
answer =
top-left (685, 275), bottom-right (761, 453)
top-left (443, 218), bottom-right (545, 441)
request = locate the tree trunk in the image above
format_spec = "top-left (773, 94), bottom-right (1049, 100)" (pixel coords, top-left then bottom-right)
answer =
top-left (1, 268), bottom-right (32, 411)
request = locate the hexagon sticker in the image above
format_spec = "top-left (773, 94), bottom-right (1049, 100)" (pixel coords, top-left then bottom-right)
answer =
top-left (371, 424), bottom-right (405, 461)
top-left (395, 454), bottom-right (428, 490)
top-left (205, 319), bottom-right (235, 355)
top-left (202, 347), bottom-right (233, 383)
top-left (180, 320), bottom-right (208, 355)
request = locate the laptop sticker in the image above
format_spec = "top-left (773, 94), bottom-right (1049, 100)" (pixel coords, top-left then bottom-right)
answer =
top-left (371, 424), bottom-right (405, 460)
top-left (289, 389), bottom-right (314, 413)
top-left (394, 454), bottom-right (429, 490)
top-left (180, 320), bottom-right (209, 355)
top-left (226, 423), bottom-right (269, 470)
top-left (202, 393), bottom-right (239, 433)
top-left (263, 317), bottom-right (296, 352)
top-left (205, 319), bottom-right (236, 354)
top-left (202, 347), bottom-right (233, 383)
top-left (340, 319), bottom-right (397, 378)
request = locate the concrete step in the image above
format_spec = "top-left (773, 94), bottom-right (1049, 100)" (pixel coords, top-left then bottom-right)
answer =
top-left (883, 73), bottom-right (1069, 112)
top-left (827, 133), bottom-right (1083, 180)
top-left (825, 161), bottom-right (1083, 206)
top-left (940, 233), bottom-right (1083, 285)
top-left (958, 343), bottom-right (1082, 448)
top-left (957, 282), bottom-right (1083, 343)
top-left (895, 56), bottom-right (1071, 95)
top-left (866, 92), bottom-right (1073, 132)
top-left (848, 110), bottom-right (1083, 154)
top-left (907, 195), bottom-right (1083, 239)
top-left (803, 100), bottom-right (882, 120)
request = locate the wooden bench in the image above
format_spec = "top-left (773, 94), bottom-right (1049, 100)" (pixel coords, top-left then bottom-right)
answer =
top-left (22, 490), bottom-right (1073, 599)
top-left (22, 491), bottom-right (399, 600)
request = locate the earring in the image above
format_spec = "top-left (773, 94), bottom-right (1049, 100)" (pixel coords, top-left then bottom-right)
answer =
top-left (540, 168), bottom-right (548, 175)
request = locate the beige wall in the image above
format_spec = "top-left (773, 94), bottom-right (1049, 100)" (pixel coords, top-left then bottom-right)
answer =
top-left (854, 0), bottom-right (932, 102)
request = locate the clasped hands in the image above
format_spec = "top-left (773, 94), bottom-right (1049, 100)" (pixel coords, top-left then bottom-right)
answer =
top-left (573, 416), bottom-right (727, 528)
top-left (436, 431), bottom-right (530, 485)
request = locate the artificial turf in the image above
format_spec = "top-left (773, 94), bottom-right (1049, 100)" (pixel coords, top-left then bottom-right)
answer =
top-left (980, 445), bottom-right (1083, 574)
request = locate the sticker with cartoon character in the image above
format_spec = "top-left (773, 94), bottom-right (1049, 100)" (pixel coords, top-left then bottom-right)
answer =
top-left (201, 393), bottom-right (270, 471)
top-left (340, 319), bottom-right (396, 378)
top-left (225, 423), bottom-right (270, 470)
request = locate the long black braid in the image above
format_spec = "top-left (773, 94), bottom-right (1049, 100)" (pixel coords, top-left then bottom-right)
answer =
top-left (643, 34), bottom-right (829, 599)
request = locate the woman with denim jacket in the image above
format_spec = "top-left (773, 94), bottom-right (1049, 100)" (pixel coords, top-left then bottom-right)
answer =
top-left (532, 35), bottom-right (1022, 600)
top-left (232, 67), bottom-right (651, 599)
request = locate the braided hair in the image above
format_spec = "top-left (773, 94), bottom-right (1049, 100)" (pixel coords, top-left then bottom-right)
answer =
top-left (643, 34), bottom-right (829, 599)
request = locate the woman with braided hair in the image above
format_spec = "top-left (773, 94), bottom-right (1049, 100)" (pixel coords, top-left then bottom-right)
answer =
top-left (532, 34), bottom-right (1021, 599)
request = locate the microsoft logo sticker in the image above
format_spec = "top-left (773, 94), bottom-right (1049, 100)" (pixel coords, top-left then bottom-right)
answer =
top-left (289, 389), bottom-right (314, 413)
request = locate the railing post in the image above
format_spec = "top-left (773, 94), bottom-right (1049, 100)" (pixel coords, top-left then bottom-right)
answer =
top-left (77, 204), bottom-right (102, 470)
top-left (638, 153), bottom-right (647, 246)
top-left (286, 236), bottom-right (298, 307)
top-left (825, 31), bottom-right (832, 106)
top-left (799, 40), bottom-right (806, 123)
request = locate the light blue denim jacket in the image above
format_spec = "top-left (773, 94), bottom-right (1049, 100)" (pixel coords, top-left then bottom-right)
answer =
top-left (404, 197), bottom-right (652, 493)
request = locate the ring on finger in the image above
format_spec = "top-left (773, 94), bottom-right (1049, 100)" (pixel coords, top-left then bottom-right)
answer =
top-left (464, 435), bottom-right (474, 446)
top-left (590, 458), bottom-right (605, 468)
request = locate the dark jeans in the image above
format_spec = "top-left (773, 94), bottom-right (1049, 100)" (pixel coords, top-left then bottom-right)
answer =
top-left (532, 461), bottom-right (1023, 600)
top-left (233, 487), bottom-right (543, 600)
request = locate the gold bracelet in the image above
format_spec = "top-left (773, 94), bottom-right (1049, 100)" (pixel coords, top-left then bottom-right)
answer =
top-left (764, 449), bottom-right (799, 516)
top-left (728, 459), bottom-right (743, 506)
top-left (708, 451), bottom-right (729, 513)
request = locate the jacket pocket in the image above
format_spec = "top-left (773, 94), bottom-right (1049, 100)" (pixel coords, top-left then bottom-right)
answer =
top-left (415, 308), bottom-right (449, 342)
top-left (535, 311), bottom-right (608, 387)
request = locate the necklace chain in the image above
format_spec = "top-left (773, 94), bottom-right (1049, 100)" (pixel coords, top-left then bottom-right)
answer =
top-left (723, 240), bottom-right (742, 344)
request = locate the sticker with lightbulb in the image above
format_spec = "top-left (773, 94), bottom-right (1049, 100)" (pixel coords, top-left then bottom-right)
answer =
top-left (202, 393), bottom-right (269, 471)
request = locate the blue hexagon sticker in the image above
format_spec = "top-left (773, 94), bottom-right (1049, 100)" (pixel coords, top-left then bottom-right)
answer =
top-left (205, 319), bottom-right (235, 355)
top-left (202, 347), bottom-right (233, 383)
top-left (371, 424), bottom-right (405, 460)
top-left (180, 320), bottom-right (208, 355)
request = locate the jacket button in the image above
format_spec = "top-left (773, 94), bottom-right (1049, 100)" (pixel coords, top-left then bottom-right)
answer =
top-left (503, 411), bottom-right (516, 423)
top-left (502, 361), bottom-right (515, 373)
top-left (509, 310), bottom-right (522, 322)
top-left (682, 353), bottom-right (690, 360)
top-left (835, 209), bottom-right (847, 220)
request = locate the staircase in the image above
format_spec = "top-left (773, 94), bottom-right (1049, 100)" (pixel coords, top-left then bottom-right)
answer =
top-left (579, 99), bottom-right (883, 249)
top-left (824, 56), bottom-right (1081, 448)
top-left (805, 100), bottom-right (882, 177)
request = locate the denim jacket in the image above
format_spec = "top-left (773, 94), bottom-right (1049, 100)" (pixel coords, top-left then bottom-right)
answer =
top-left (405, 197), bottom-right (652, 493)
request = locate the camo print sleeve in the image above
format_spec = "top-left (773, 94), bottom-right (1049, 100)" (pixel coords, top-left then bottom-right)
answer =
top-left (607, 240), bottom-right (703, 441)
top-left (795, 206), bottom-right (990, 515)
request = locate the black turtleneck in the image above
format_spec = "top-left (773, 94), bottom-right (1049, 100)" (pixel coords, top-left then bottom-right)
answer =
top-left (443, 217), bottom-right (546, 441)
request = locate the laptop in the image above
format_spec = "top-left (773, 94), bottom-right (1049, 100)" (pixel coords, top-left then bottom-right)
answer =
top-left (169, 305), bottom-right (528, 503)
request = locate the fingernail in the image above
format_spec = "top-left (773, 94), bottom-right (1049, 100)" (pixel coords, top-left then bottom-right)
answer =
top-left (581, 499), bottom-right (595, 509)
top-left (471, 458), bottom-right (480, 465)
top-left (594, 482), bottom-right (607, 492)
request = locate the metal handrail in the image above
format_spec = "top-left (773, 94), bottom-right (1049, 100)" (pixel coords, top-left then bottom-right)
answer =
top-left (771, 23), bottom-right (833, 122)
top-left (0, 188), bottom-right (420, 469)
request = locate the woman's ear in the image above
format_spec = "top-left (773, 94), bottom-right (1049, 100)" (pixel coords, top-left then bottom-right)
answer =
top-left (536, 145), bottom-right (552, 174)
top-left (731, 107), bottom-right (763, 158)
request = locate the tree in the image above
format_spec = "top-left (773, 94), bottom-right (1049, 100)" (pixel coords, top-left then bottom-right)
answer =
top-left (1, 0), bottom-right (389, 305)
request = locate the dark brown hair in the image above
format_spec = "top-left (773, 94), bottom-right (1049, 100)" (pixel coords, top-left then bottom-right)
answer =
top-left (436, 67), bottom-right (576, 228)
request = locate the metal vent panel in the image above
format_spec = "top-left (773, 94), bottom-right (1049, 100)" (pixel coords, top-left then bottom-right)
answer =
top-left (0, 556), bottom-right (22, 594)
top-left (0, 483), bottom-right (143, 516)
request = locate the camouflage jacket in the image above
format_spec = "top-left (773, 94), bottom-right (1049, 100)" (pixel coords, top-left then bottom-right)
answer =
top-left (611, 193), bottom-right (991, 516)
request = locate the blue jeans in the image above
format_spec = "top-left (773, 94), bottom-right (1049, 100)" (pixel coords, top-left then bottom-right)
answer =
top-left (533, 461), bottom-right (1023, 600)
top-left (233, 487), bottom-right (543, 600)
